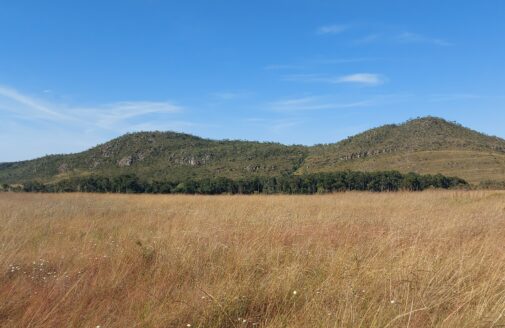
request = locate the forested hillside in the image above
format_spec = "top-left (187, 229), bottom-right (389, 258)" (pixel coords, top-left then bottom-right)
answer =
top-left (0, 132), bottom-right (308, 183)
top-left (1, 117), bottom-right (504, 186)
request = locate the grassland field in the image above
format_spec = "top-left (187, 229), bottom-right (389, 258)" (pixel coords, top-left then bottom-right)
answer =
top-left (1, 191), bottom-right (505, 327)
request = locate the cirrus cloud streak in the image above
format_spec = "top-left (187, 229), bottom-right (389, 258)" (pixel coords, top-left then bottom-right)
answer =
top-left (284, 73), bottom-right (386, 86)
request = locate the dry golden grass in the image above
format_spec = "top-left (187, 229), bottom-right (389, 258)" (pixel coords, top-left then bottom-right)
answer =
top-left (303, 150), bottom-right (505, 184)
top-left (1, 191), bottom-right (505, 328)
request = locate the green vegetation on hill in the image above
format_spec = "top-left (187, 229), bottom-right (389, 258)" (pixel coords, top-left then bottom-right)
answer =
top-left (1, 116), bottom-right (504, 186)
top-left (300, 117), bottom-right (505, 184)
top-left (0, 132), bottom-right (308, 184)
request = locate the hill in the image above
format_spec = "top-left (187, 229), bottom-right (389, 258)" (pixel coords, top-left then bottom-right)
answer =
top-left (300, 117), bottom-right (505, 184)
top-left (0, 132), bottom-right (308, 184)
top-left (1, 116), bottom-right (504, 185)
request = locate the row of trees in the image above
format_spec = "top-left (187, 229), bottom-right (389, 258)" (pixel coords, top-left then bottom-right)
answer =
top-left (17, 171), bottom-right (468, 194)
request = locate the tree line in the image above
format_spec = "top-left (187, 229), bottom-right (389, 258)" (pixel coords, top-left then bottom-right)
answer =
top-left (8, 171), bottom-right (468, 194)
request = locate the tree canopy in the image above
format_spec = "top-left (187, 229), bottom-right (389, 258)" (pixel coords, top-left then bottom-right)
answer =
top-left (18, 171), bottom-right (468, 194)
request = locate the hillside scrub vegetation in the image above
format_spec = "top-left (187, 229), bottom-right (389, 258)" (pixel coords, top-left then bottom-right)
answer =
top-left (1, 192), bottom-right (504, 327)
top-left (1, 117), bottom-right (505, 185)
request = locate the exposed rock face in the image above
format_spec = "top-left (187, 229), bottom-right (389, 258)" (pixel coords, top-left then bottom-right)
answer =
top-left (99, 144), bottom-right (116, 158)
top-left (117, 150), bottom-right (153, 168)
top-left (339, 148), bottom-right (397, 161)
top-left (116, 151), bottom-right (213, 168)
top-left (174, 153), bottom-right (212, 166)
top-left (118, 156), bottom-right (133, 167)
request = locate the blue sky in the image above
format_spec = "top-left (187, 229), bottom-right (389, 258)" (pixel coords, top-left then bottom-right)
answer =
top-left (1, 0), bottom-right (505, 161)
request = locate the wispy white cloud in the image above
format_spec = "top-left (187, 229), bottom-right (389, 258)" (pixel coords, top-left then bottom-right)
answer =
top-left (337, 73), bottom-right (385, 85)
top-left (269, 96), bottom-right (373, 112)
top-left (0, 85), bottom-right (183, 131)
top-left (0, 85), bottom-right (191, 161)
top-left (284, 73), bottom-right (386, 86)
top-left (396, 32), bottom-right (453, 46)
top-left (268, 93), bottom-right (412, 112)
top-left (264, 58), bottom-right (376, 71)
top-left (0, 85), bottom-right (70, 120)
top-left (77, 101), bottom-right (182, 129)
top-left (317, 24), bottom-right (348, 35)
top-left (353, 31), bottom-right (453, 47)
top-left (353, 33), bottom-right (383, 45)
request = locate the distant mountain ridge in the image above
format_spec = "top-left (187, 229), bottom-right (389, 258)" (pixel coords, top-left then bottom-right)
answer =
top-left (1, 117), bottom-right (505, 185)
